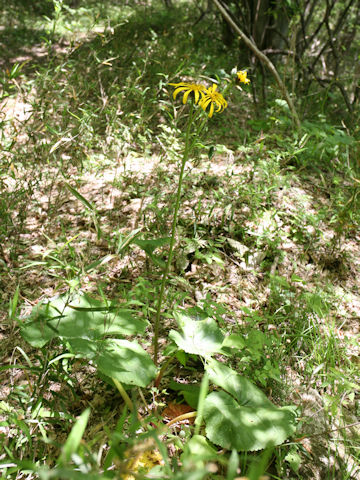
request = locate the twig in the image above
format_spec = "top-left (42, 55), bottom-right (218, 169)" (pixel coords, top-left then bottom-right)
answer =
top-left (211, 0), bottom-right (301, 129)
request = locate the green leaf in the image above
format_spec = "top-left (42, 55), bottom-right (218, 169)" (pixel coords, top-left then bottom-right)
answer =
top-left (134, 237), bottom-right (170, 268)
top-left (9, 285), bottom-right (20, 321)
top-left (39, 469), bottom-right (106, 479)
top-left (64, 182), bottom-right (96, 211)
top-left (226, 450), bottom-right (239, 480)
top-left (176, 350), bottom-right (188, 366)
top-left (67, 337), bottom-right (156, 387)
top-left (134, 237), bottom-right (170, 254)
top-left (59, 408), bottom-right (90, 464)
top-left (20, 293), bottom-right (147, 347)
top-left (9, 61), bottom-right (28, 79)
top-left (20, 293), bottom-right (156, 389)
top-left (169, 311), bottom-right (224, 357)
top-left (274, 98), bottom-right (289, 111)
top-left (304, 292), bottom-right (329, 317)
top-left (285, 449), bottom-right (302, 473)
top-left (96, 339), bottom-right (157, 387)
top-left (204, 391), bottom-right (296, 451)
top-left (222, 334), bottom-right (246, 350)
top-left (66, 338), bottom-right (99, 359)
top-left (206, 359), bottom-right (273, 408)
top-left (84, 254), bottom-right (116, 273)
top-left (19, 301), bottom-right (60, 347)
top-left (181, 435), bottom-right (218, 463)
top-left (208, 146), bottom-right (215, 161)
top-left (171, 470), bottom-right (208, 480)
top-left (204, 360), bottom-right (296, 451)
top-left (168, 380), bottom-right (200, 408)
top-left (116, 228), bottom-right (142, 254)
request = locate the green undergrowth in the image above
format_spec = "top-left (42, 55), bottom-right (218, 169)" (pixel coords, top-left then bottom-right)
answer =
top-left (1, 1), bottom-right (359, 479)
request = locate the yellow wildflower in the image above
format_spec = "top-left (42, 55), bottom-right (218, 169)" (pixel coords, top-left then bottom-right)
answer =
top-left (169, 82), bottom-right (207, 105)
top-left (122, 449), bottom-right (163, 480)
top-left (237, 70), bottom-right (250, 84)
top-left (198, 84), bottom-right (227, 118)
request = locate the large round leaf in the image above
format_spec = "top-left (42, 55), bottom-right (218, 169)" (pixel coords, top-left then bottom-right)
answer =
top-left (20, 293), bottom-right (148, 347)
top-left (204, 390), bottom-right (296, 451)
top-left (204, 360), bottom-right (296, 451)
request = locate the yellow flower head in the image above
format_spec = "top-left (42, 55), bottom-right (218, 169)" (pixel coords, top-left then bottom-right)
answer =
top-left (123, 449), bottom-right (163, 480)
top-left (236, 70), bottom-right (250, 84)
top-left (199, 84), bottom-right (228, 118)
top-left (169, 82), bottom-right (207, 105)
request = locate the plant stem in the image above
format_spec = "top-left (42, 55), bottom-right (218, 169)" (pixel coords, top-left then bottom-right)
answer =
top-left (153, 104), bottom-right (194, 365)
top-left (112, 378), bottom-right (135, 412)
top-left (166, 411), bottom-right (197, 427)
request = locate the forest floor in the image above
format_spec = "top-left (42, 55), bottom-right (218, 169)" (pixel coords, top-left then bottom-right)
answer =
top-left (1, 2), bottom-right (359, 479)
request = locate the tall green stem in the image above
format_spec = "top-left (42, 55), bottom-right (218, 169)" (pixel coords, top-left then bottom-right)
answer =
top-left (153, 104), bottom-right (194, 365)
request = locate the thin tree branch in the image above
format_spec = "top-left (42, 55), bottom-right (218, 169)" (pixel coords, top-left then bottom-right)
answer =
top-left (262, 48), bottom-right (294, 56)
top-left (211, 0), bottom-right (301, 128)
top-left (310, 0), bottom-right (356, 72)
top-left (306, 0), bottom-right (335, 49)
top-left (314, 76), bottom-right (353, 113)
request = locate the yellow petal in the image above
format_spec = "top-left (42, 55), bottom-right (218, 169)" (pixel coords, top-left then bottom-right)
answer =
top-left (200, 98), bottom-right (211, 111)
top-left (194, 89), bottom-right (200, 104)
top-left (182, 89), bottom-right (191, 104)
top-left (173, 86), bottom-right (185, 100)
top-left (208, 102), bottom-right (214, 118)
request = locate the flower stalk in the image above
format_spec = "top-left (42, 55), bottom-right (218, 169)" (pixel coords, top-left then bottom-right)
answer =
top-left (153, 103), bottom-right (195, 365)
top-left (153, 79), bottom-right (230, 365)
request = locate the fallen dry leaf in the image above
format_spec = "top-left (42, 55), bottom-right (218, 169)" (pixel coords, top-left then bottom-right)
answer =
top-left (163, 402), bottom-right (195, 422)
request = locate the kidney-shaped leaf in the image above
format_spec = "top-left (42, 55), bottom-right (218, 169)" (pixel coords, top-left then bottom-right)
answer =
top-left (204, 390), bottom-right (296, 451)
top-left (20, 293), bottom-right (147, 347)
top-left (204, 360), bottom-right (296, 451)
top-left (169, 312), bottom-right (224, 357)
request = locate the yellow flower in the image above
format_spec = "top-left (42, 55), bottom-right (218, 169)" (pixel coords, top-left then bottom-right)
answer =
top-left (122, 449), bottom-right (163, 480)
top-left (169, 82), bottom-right (207, 105)
top-left (237, 70), bottom-right (250, 84)
top-left (198, 84), bottom-right (227, 118)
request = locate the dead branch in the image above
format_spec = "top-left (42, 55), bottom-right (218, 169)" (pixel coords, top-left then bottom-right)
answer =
top-left (211, 0), bottom-right (301, 128)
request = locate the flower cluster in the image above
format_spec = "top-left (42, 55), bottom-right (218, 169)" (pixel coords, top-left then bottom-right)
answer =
top-left (169, 70), bottom-right (250, 118)
top-left (169, 81), bottom-right (227, 118)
